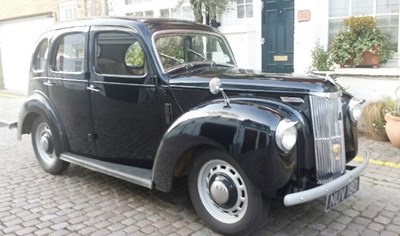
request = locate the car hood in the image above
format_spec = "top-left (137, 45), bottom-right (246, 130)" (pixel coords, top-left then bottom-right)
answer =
top-left (167, 66), bottom-right (338, 94)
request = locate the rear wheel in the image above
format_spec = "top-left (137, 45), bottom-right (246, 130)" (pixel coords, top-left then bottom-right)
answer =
top-left (31, 116), bottom-right (69, 174)
top-left (188, 149), bottom-right (268, 235)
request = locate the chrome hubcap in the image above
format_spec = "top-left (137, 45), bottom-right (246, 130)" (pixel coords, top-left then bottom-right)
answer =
top-left (197, 159), bottom-right (248, 224)
top-left (210, 177), bottom-right (230, 205)
top-left (35, 122), bottom-right (55, 165)
top-left (40, 134), bottom-right (51, 152)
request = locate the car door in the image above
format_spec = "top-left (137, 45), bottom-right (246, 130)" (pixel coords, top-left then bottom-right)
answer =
top-left (88, 26), bottom-right (164, 168)
top-left (47, 27), bottom-right (96, 156)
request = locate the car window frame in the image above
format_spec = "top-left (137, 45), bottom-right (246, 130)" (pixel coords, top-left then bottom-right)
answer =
top-left (49, 27), bottom-right (88, 76)
top-left (91, 26), bottom-right (149, 80)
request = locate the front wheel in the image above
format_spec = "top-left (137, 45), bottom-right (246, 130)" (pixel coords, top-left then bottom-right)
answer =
top-left (31, 116), bottom-right (69, 174)
top-left (188, 149), bottom-right (268, 235)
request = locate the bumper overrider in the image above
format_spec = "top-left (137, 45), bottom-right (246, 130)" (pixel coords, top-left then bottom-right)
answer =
top-left (284, 152), bottom-right (369, 207)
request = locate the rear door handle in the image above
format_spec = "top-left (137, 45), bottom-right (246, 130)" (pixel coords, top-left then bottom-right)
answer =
top-left (86, 84), bottom-right (100, 92)
top-left (43, 80), bottom-right (54, 87)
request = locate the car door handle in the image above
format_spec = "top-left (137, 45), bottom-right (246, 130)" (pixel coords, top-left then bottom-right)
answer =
top-left (86, 85), bottom-right (100, 92)
top-left (43, 80), bottom-right (54, 87)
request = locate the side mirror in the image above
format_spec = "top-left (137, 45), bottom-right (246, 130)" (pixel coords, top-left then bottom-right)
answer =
top-left (209, 77), bottom-right (230, 108)
top-left (209, 77), bottom-right (222, 95)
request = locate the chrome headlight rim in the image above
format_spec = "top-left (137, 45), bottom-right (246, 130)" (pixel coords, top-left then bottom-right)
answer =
top-left (349, 97), bottom-right (365, 123)
top-left (275, 119), bottom-right (298, 153)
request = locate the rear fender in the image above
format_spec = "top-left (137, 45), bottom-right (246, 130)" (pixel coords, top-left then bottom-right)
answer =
top-left (152, 98), bottom-right (305, 194)
top-left (18, 91), bottom-right (67, 156)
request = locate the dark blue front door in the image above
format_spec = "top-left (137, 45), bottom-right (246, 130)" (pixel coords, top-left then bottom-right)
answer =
top-left (262, 0), bottom-right (294, 73)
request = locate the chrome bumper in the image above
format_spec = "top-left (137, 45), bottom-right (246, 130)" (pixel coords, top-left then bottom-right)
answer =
top-left (284, 153), bottom-right (369, 207)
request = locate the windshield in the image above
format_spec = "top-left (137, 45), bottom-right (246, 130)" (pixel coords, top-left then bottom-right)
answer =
top-left (154, 32), bottom-right (236, 72)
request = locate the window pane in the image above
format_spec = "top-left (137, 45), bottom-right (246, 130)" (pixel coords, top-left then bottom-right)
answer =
top-left (133, 11), bottom-right (143, 17)
top-left (237, 5), bottom-right (244, 18)
top-left (377, 0), bottom-right (400, 14)
top-left (328, 19), bottom-right (345, 44)
top-left (145, 10), bottom-right (154, 17)
top-left (160, 9), bottom-right (169, 18)
top-left (237, 0), bottom-right (244, 4)
top-left (376, 15), bottom-right (399, 51)
top-left (246, 4), bottom-right (253, 17)
top-left (54, 34), bottom-right (84, 72)
top-left (96, 32), bottom-right (147, 76)
top-left (32, 39), bottom-right (48, 71)
top-left (352, 0), bottom-right (373, 15)
top-left (329, 0), bottom-right (349, 17)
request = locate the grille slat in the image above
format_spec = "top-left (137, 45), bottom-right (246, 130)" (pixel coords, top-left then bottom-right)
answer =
top-left (310, 92), bottom-right (346, 184)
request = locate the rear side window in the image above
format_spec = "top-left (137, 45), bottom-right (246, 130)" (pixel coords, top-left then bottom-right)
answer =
top-left (52, 33), bottom-right (85, 73)
top-left (32, 39), bottom-right (49, 72)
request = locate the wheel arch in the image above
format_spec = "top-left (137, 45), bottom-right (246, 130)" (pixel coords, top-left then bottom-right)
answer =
top-left (17, 91), bottom-right (67, 156)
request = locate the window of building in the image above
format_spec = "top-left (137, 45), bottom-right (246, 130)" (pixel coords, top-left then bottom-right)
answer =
top-left (160, 9), bottom-right (170, 18)
top-left (328, 0), bottom-right (399, 52)
top-left (52, 33), bottom-right (85, 73)
top-left (125, 0), bottom-right (133, 4)
top-left (237, 0), bottom-right (253, 18)
top-left (59, 1), bottom-right (78, 21)
top-left (144, 10), bottom-right (154, 17)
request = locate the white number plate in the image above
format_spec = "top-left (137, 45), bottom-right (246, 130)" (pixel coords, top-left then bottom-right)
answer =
top-left (325, 177), bottom-right (360, 211)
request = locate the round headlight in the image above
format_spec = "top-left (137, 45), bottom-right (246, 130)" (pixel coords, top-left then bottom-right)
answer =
top-left (349, 98), bottom-right (364, 122)
top-left (275, 119), bottom-right (298, 153)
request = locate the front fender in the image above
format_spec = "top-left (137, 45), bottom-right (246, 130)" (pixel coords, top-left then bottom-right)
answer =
top-left (17, 91), bottom-right (67, 156)
top-left (153, 98), bottom-right (305, 196)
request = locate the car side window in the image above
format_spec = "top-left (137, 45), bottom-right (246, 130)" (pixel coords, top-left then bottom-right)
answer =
top-left (32, 38), bottom-right (49, 72)
top-left (95, 31), bottom-right (147, 76)
top-left (52, 33), bottom-right (85, 73)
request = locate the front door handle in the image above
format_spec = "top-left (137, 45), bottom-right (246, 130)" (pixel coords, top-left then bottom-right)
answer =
top-left (86, 84), bottom-right (100, 92)
top-left (43, 80), bottom-right (54, 87)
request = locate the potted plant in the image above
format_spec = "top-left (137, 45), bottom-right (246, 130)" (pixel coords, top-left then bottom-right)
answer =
top-left (385, 86), bottom-right (400, 148)
top-left (329, 16), bottom-right (394, 68)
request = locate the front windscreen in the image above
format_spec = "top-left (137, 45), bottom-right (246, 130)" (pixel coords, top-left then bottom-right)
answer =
top-left (154, 33), bottom-right (236, 72)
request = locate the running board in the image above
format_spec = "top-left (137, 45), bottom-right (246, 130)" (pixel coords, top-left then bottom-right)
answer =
top-left (60, 153), bottom-right (153, 189)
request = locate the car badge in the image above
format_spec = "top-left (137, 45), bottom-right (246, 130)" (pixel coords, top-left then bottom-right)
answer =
top-left (332, 144), bottom-right (341, 160)
top-left (280, 97), bottom-right (305, 104)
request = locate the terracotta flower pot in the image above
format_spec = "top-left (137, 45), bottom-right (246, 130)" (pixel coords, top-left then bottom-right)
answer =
top-left (359, 51), bottom-right (380, 68)
top-left (384, 112), bottom-right (400, 148)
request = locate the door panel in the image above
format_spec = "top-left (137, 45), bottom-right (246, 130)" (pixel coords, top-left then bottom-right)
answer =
top-left (262, 0), bottom-right (294, 73)
top-left (47, 27), bottom-right (96, 156)
top-left (88, 27), bottom-right (164, 168)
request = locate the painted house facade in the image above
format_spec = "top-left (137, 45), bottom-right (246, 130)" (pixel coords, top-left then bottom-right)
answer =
top-left (110, 0), bottom-right (400, 74)
top-left (0, 0), bottom-right (399, 92)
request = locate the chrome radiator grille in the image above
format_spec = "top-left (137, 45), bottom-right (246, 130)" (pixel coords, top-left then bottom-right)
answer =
top-left (310, 92), bottom-right (346, 184)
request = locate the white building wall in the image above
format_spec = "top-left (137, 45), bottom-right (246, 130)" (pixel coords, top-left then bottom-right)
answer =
top-left (293, 0), bottom-right (328, 74)
top-left (219, 1), bottom-right (262, 71)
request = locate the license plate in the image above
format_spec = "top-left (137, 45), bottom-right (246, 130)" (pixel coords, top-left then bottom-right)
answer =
top-left (325, 177), bottom-right (360, 211)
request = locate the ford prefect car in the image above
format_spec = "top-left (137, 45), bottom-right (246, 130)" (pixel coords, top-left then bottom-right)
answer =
top-left (16, 18), bottom-right (368, 235)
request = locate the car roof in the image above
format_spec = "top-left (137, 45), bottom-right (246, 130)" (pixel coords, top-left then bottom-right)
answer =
top-left (48, 17), bottom-right (219, 35)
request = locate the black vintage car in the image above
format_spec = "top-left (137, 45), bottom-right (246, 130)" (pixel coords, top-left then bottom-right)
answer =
top-left (16, 17), bottom-right (368, 235)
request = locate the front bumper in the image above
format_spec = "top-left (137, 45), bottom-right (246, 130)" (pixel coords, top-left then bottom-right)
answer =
top-left (284, 152), bottom-right (369, 206)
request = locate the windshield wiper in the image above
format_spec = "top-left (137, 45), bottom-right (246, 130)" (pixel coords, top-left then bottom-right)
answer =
top-left (187, 48), bottom-right (216, 66)
top-left (160, 53), bottom-right (193, 70)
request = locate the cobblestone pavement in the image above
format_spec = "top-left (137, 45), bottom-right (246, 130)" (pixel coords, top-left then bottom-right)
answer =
top-left (0, 92), bottom-right (399, 236)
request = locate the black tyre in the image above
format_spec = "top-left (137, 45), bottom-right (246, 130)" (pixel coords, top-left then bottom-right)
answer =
top-left (31, 116), bottom-right (69, 174)
top-left (188, 149), bottom-right (268, 235)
